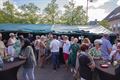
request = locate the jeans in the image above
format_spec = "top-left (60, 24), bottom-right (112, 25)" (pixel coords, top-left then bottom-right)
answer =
top-left (51, 52), bottom-right (59, 69)
top-left (23, 67), bottom-right (35, 80)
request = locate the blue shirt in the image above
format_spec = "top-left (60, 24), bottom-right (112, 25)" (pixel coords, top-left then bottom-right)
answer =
top-left (101, 37), bottom-right (112, 60)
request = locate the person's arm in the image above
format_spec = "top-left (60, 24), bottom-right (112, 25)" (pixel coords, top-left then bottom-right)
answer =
top-left (110, 50), bottom-right (118, 60)
top-left (87, 52), bottom-right (96, 68)
top-left (41, 42), bottom-right (46, 48)
top-left (86, 57), bottom-right (95, 69)
top-left (88, 48), bottom-right (94, 57)
top-left (34, 40), bottom-right (37, 47)
top-left (75, 51), bottom-right (81, 71)
top-left (107, 41), bottom-right (112, 54)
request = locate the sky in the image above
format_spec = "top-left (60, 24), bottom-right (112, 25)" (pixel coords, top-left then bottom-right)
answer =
top-left (1, 0), bottom-right (120, 21)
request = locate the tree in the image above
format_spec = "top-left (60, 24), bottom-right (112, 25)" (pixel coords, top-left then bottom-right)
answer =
top-left (0, 10), bottom-right (6, 23)
top-left (19, 3), bottom-right (40, 24)
top-left (99, 20), bottom-right (109, 28)
top-left (72, 6), bottom-right (87, 25)
top-left (61, 0), bottom-right (87, 25)
top-left (2, 1), bottom-right (16, 23)
top-left (44, 0), bottom-right (59, 24)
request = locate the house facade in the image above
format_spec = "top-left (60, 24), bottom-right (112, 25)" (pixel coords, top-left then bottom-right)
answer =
top-left (105, 6), bottom-right (120, 34)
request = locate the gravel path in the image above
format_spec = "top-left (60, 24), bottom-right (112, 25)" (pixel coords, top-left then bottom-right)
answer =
top-left (18, 64), bottom-right (74, 80)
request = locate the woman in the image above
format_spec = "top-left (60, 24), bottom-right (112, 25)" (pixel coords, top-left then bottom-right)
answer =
top-left (34, 35), bottom-right (40, 64)
top-left (110, 43), bottom-right (120, 61)
top-left (89, 39), bottom-right (102, 59)
top-left (63, 36), bottom-right (71, 70)
top-left (39, 35), bottom-right (46, 68)
top-left (19, 39), bottom-right (36, 80)
top-left (82, 38), bottom-right (92, 49)
top-left (112, 38), bottom-right (120, 51)
top-left (13, 35), bottom-right (24, 57)
top-left (68, 38), bottom-right (80, 72)
top-left (7, 33), bottom-right (16, 57)
top-left (70, 36), bottom-right (74, 44)
top-left (79, 44), bottom-right (95, 80)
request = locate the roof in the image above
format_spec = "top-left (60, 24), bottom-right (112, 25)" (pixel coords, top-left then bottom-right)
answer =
top-left (0, 24), bottom-right (52, 33)
top-left (105, 6), bottom-right (120, 21)
top-left (0, 24), bottom-right (113, 34)
top-left (77, 25), bottom-right (112, 34)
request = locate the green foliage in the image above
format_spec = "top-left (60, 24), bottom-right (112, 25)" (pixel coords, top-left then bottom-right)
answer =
top-left (99, 20), bottom-right (109, 28)
top-left (61, 1), bottom-right (88, 25)
top-left (44, 0), bottom-right (59, 24)
top-left (19, 3), bottom-right (40, 24)
top-left (1, 1), bottom-right (16, 23)
top-left (0, 0), bottom-right (88, 25)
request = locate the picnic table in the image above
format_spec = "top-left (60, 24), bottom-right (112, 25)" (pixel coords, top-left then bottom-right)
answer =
top-left (0, 58), bottom-right (25, 80)
top-left (95, 59), bottom-right (119, 80)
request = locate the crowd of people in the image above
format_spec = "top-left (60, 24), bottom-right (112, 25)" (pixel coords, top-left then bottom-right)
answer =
top-left (0, 32), bottom-right (120, 80)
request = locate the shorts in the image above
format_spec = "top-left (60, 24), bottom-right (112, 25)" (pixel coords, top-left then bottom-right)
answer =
top-left (64, 53), bottom-right (69, 61)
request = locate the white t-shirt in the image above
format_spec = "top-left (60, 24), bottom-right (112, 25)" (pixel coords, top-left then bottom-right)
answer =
top-left (63, 40), bottom-right (70, 54)
top-left (50, 39), bottom-right (60, 52)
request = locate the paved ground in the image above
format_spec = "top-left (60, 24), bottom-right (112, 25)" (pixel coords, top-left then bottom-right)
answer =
top-left (18, 64), bottom-right (74, 80)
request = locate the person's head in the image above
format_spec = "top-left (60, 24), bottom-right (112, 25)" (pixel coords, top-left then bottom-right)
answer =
top-left (48, 33), bottom-right (52, 38)
top-left (71, 36), bottom-right (74, 42)
top-left (62, 35), bottom-right (65, 40)
top-left (74, 38), bottom-right (78, 43)
top-left (36, 35), bottom-right (40, 40)
top-left (49, 34), bottom-right (53, 40)
top-left (80, 44), bottom-right (89, 52)
top-left (102, 33), bottom-right (109, 39)
top-left (64, 36), bottom-right (68, 41)
top-left (22, 38), bottom-right (31, 48)
top-left (53, 35), bottom-right (57, 39)
top-left (9, 33), bottom-right (15, 38)
top-left (58, 36), bottom-right (61, 40)
top-left (94, 39), bottom-right (102, 49)
top-left (18, 35), bottom-right (24, 41)
top-left (114, 38), bottom-right (120, 44)
top-left (40, 35), bottom-right (45, 41)
top-left (0, 33), bottom-right (2, 40)
top-left (82, 38), bottom-right (91, 44)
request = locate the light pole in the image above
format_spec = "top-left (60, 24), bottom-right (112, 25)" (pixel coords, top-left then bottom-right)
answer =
top-left (86, 0), bottom-right (93, 22)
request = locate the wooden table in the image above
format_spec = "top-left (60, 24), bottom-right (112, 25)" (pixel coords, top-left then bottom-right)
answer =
top-left (0, 58), bottom-right (25, 80)
top-left (95, 59), bottom-right (118, 80)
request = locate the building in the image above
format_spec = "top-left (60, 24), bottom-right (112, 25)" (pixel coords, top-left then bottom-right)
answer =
top-left (105, 6), bottom-right (120, 34)
top-left (88, 19), bottom-right (98, 25)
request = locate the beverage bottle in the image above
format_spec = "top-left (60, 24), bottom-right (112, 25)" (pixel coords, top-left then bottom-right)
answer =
top-left (111, 56), bottom-right (114, 66)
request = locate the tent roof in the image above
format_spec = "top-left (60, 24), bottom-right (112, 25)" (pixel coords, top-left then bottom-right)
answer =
top-left (0, 24), bottom-right (52, 33)
top-left (0, 24), bottom-right (113, 34)
top-left (77, 25), bottom-right (113, 34)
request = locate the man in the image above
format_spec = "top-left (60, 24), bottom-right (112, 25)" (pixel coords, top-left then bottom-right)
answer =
top-left (101, 34), bottom-right (112, 60)
top-left (50, 35), bottom-right (60, 70)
